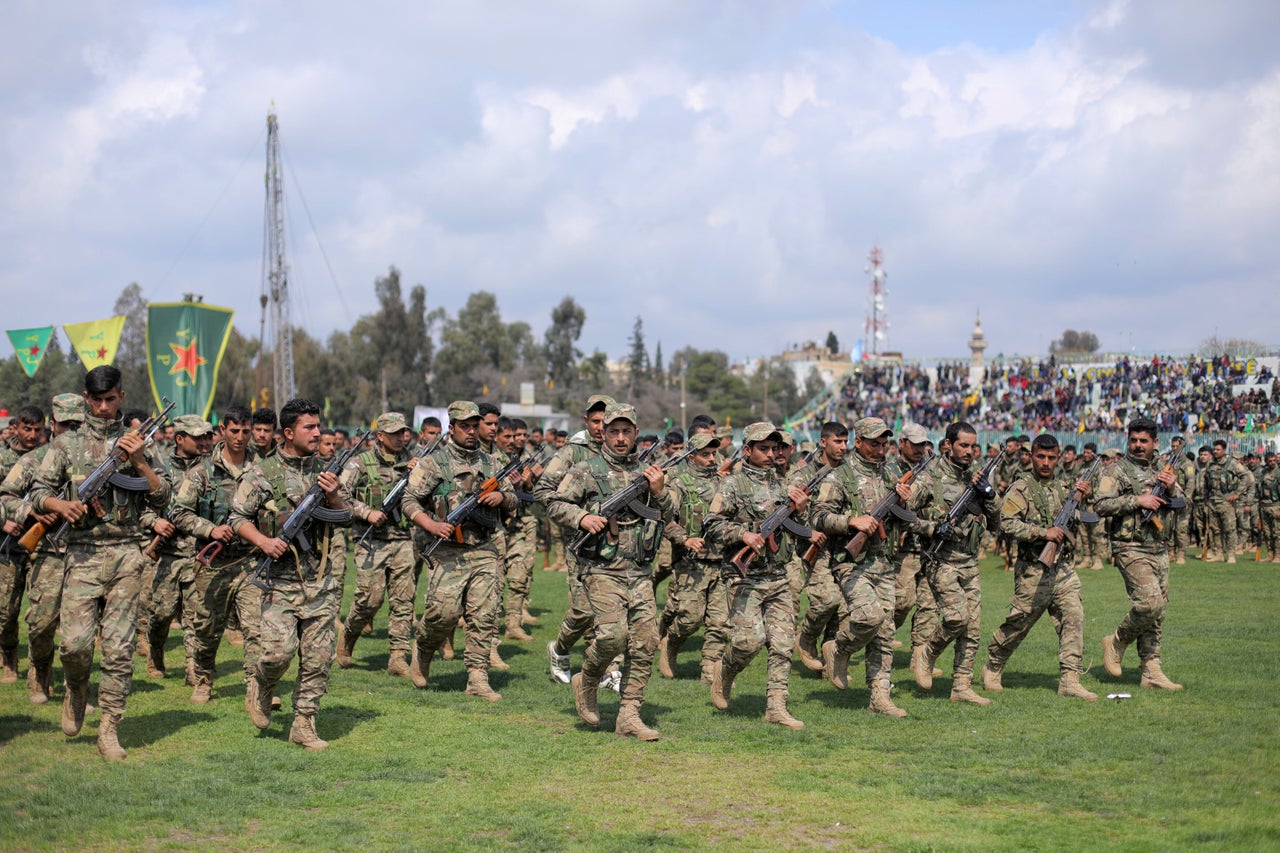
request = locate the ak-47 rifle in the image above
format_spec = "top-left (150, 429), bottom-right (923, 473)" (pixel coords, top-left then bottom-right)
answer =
top-left (924, 449), bottom-right (1004, 559)
top-left (22, 398), bottom-right (177, 554)
top-left (1038, 457), bottom-right (1103, 569)
top-left (354, 436), bottom-right (444, 550)
top-left (733, 464), bottom-right (831, 575)
top-left (512, 446), bottom-right (556, 503)
top-left (716, 445), bottom-right (744, 477)
top-left (248, 429), bottom-right (369, 591)
top-left (846, 454), bottom-right (936, 562)
top-left (0, 488), bottom-right (41, 561)
top-left (1140, 445), bottom-right (1187, 532)
top-left (419, 453), bottom-right (528, 560)
top-left (143, 508), bottom-right (178, 561)
top-left (569, 445), bottom-right (697, 556)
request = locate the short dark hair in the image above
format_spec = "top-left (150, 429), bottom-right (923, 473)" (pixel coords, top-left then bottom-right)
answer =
top-left (1083, 442), bottom-right (1098, 452)
top-left (1031, 434), bottom-right (1059, 452)
top-left (945, 422), bottom-right (977, 444)
top-left (85, 365), bottom-right (122, 396)
top-left (820, 421), bottom-right (848, 439)
top-left (121, 408), bottom-right (149, 428)
top-left (252, 408), bottom-right (278, 428)
top-left (13, 405), bottom-right (43, 426)
top-left (689, 414), bottom-right (716, 432)
top-left (1062, 444), bottom-right (1076, 454)
top-left (665, 429), bottom-right (684, 444)
top-left (223, 406), bottom-right (252, 427)
top-left (556, 430), bottom-right (569, 438)
top-left (479, 403), bottom-right (501, 418)
top-left (320, 427), bottom-right (336, 437)
top-left (421, 416), bottom-right (441, 429)
top-left (334, 428), bottom-right (349, 440)
top-left (1213, 439), bottom-right (1227, 450)
top-left (510, 418), bottom-right (528, 431)
top-left (279, 398), bottom-right (320, 432)
top-left (1127, 417), bottom-right (1158, 439)
top-left (497, 417), bottom-right (516, 432)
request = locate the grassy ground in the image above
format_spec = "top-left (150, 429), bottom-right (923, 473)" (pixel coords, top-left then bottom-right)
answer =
top-left (0, 551), bottom-right (1277, 851)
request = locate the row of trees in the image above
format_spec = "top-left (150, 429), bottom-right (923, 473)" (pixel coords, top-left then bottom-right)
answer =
top-left (1, 269), bottom-right (816, 429)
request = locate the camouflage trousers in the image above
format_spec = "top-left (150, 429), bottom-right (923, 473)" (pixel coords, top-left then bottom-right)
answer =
top-left (182, 556), bottom-right (251, 684)
top-left (830, 556), bottom-right (896, 688)
top-left (722, 572), bottom-right (795, 693)
top-left (1206, 499), bottom-right (1237, 555)
top-left (658, 558), bottom-right (728, 664)
top-left (921, 557), bottom-right (983, 679)
top-left (416, 543), bottom-right (501, 673)
top-left (1172, 506), bottom-right (1191, 557)
top-left (0, 556), bottom-right (29, 655)
top-left (1261, 504), bottom-right (1280, 557)
top-left (25, 550), bottom-right (66, 670)
top-left (230, 572), bottom-right (264, 684)
top-left (553, 541), bottom-right (596, 654)
top-left (344, 537), bottom-right (417, 653)
top-left (145, 555), bottom-right (197, 660)
top-left (798, 555), bottom-right (846, 646)
top-left (893, 552), bottom-right (940, 648)
top-left (1110, 546), bottom-right (1170, 663)
top-left (785, 555), bottom-right (805, 619)
top-left (256, 574), bottom-right (340, 717)
top-left (986, 561), bottom-right (1085, 674)
top-left (1077, 515), bottom-right (1110, 564)
top-left (1194, 503), bottom-right (1213, 551)
top-left (581, 571), bottom-right (658, 705)
top-left (504, 515), bottom-right (537, 622)
top-left (1235, 503), bottom-right (1254, 550)
top-left (653, 537), bottom-right (674, 586)
top-left (60, 540), bottom-right (146, 718)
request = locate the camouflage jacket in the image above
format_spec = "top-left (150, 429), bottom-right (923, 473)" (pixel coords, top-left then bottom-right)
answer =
top-left (1173, 454), bottom-right (1197, 502)
top-left (908, 455), bottom-right (999, 563)
top-left (812, 451), bottom-right (905, 564)
top-left (0, 441), bottom-right (59, 531)
top-left (533, 430), bottom-right (599, 506)
top-left (402, 437), bottom-right (516, 551)
top-left (171, 442), bottom-right (254, 563)
top-left (140, 449), bottom-right (204, 558)
top-left (1237, 467), bottom-right (1257, 508)
top-left (702, 462), bottom-right (793, 576)
top-left (1000, 473), bottom-right (1070, 564)
top-left (228, 447), bottom-right (351, 581)
top-left (0, 436), bottom-right (28, 480)
top-left (31, 413), bottom-right (170, 544)
top-left (547, 446), bottom-right (674, 574)
top-left (1258, 465), bottom-right (1280, 505)
top-left (664, 462), bottom-right (723, 561)
top-left (341, 445), bottom-right (415, 541)
top-left (1094, 452), bottom-right (1181, 550)
top-left (1201, 456), bottom-right (1247, 502)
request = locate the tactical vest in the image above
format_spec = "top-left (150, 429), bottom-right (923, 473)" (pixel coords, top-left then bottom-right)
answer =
top-left (581, 454), bottom-right (662, 564)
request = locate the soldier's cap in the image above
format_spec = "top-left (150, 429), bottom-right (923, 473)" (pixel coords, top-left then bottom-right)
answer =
top-left (602, 402), bottom-right (637, 425)
top-left (447, 401), bottom-right (481, 422)
top-left (376, 411), bottom-right (410, 434)
top-left (51, 393), bottom-right (84, 423)
top-left (1170, 435), bottom-right (1186, 444)
top-left (779, 430), bottom-right (795, 447)
top-left (1103, 448), bottom-right (1122, 458)
top-left (853, 417), bottom-right (893, 440)
top-left (900, 422), bottom-right (929, 445)
top-left (715, 426), bottom-right (733, 439)
top-left (799, 440), bottom-right (816, 453)
top-left (688, 433), bottom-right (721, 452)
top-left (172, 414), bottom-right (213, 437)
top-left (585, 395), bottom-right (615, 414)
top-left (742, 422), bottom-right (782, 444)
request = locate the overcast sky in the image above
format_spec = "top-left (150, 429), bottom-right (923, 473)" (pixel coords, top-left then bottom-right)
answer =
top-left (3, 0), bottom-right (1277, 369)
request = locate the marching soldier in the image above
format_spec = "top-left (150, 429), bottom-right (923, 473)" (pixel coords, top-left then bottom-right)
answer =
top-left (1201, 439), bottom-right (1247, 564)
top-left (794, 422), bottom-right (852, 673)
top-left (0, 405), bottom-right (47, 684)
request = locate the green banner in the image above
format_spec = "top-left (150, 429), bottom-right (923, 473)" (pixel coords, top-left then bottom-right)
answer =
top-left (146, 302), bottom-right (235, 418)
top-left (6, 326), bottom-right (54, 377)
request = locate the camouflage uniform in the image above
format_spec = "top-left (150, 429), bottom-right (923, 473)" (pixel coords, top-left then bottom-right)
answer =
top-left (228, 447), bottom-right (350, 724)
top-left (547, 421), bottom-right (674, 732)
top-left (1094, 450), bottom-right (1182, 681)
top-left (889, 454), bottom-right (937, 650)
top-left (1202, 453), bottom-right (1247, 559)
top-left (339, 440), bottom-right (417, 658)
top-left (138, 447), bottom-right (203, 675)
top-left (1194, 455), bottom-right (1214, 555)
top-left (790, 455), bottom-right (848, 669)
top-left (1170, 448), bottom-right (1196, 563)
top-left (1258, 461), bottom-right (1280, 561)
top-left (0, 435), bottom-right (32, 674)
top-left (1235, 464), bottom-right (1257, 555)
top-left (171, 441), bottom-right (258, 695)
top-left (31, 413), bottom-right (170, 730)
top-left (403, 434), bottom-right (516, 687)
top-left (503, 445), bottom-right (540, 634)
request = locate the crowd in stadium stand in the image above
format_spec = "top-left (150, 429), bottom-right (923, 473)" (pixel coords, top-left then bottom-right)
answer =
top-left (834, 354), bottom-right (1278, 434)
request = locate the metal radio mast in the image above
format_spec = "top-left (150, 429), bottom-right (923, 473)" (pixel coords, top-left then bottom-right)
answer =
top-left (864, 245), bottom-right (888, 356)
top-left (259, 108), bottom-right (296, 408)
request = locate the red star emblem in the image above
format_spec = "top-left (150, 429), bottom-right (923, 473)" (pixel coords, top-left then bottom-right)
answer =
top-left (168, 338), bottom-right (207, 381)
top-left (29, 345), bottom-right (40, 356)
top-left (96, 346), bottom-right (107, 360)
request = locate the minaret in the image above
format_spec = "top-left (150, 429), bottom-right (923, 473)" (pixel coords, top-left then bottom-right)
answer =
top-left (968, 311), bottom-right (987, 388)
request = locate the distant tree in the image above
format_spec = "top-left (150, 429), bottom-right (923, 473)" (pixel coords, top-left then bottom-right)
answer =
top-left (626, 316), bottom-right (650, 395)
top-left (433, 291), bottom-right (534, 403)
top-left (1199, 336), bottom-right (1264, 359)
top-left (653, 341), bottom-right (664, 386)
top-left (1050, 329), bottom-right (1100, 354)
top-left (112, 282), bottom-right (152, 408)
top-left (544, 296), bottom-right (585, 393)
top-left (803, 366), bottom-right (827, 401)
top-left (825, 330), bottom-right (839, 354)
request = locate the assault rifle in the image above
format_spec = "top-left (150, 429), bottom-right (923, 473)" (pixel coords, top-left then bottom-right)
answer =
top-left (143, 508), bottom-right (178, 561)
top-left (354, 436), bottom-right (444, 550)
top-left (845, 454), bottom-right (936, 561)
top-left (248, 429), bottom-right (369, 590)
top-left (716, 445), bottom-right (744, 477)
top-left (22, 398), bottom-right (177, 553)
top-left (512, 446), bottom-right (556, 502)
top-left (733, 464), bottom-right (831, 575)
top-left (569, 445), bottom-right (697, 556)
top-left (924, 449), bottom-right (1004, 559)
top-left (419, 453), bottom-right (527, 560)
top-left (1038, 457), bottom-right (1103, 569)
top-left (1140, 445), bottom-right (1188, 532)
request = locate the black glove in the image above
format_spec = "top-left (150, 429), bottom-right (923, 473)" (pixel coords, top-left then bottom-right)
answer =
top-left (934, 521), bottom-right (957, 542)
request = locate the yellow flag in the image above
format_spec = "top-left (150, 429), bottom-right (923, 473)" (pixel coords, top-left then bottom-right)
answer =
top-left (64, 315), bottom-right (126, 370)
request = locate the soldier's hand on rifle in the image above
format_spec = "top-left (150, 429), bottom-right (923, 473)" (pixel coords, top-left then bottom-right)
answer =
top-left (1157, 467), bottom-right (1175, 488)
top-left (1, 520), bottom-right (20, 536)
top-left (849, 514), bottom-right (879, 535)
top-left (47, 497), bottom-right (88, 524)
top-left (1074, 478), bottom-right (1092, 497)
top-left (643, 463), bottom-right (665, 496)
top-left (152, 518), bottom-right (176, 537)
top-left (808, 530), bottom-right (827, 547)
top-left (742, 531), bottom-right (767, 553)
top-left (787, 486), bottom-right (810, 513)
top-left (210, 524), bottom-right (234, 543)
top-left (258, 537), bottom-right (289, 559)
top-left (579, 514), bottom-right (608, 535)
top-left (684, 536), bottom-right (705, 555)
top-left (477, 490), bottom-right (504, 508)
top-left (118, 430), bottom-right (147, 465)
top-left (1136, 493), bottom-right (1166, 511)
top-left (1045, 525), bottom-right (1067, 543)
top-left (934, 521), bottom-right (958, 541)
top-left (895, 482), bottom-right (911, 501)
top-left (366, 510), bottom-right (388, 528)
top-left (317, 471), bottom-right (341, 496)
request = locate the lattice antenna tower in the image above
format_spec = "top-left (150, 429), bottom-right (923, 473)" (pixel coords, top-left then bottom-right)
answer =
top-left (260, 107), bottom-right (296, 408)
top-left (864, 245), bottom-right (888, 355)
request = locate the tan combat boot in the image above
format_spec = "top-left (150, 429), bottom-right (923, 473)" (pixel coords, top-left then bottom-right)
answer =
top-left (335, 623), bottom-right (357, 668)
top-left (0, 649), bottom-right (18, 684)
top-left (1226, 553), bottom-right (1237, 565)
top-left (615, 702), bottom-right (659, 741)
top-left (190, 677), bottom-right (212, 705)
top-left (1057, 671), bottom-right (1098, 701)
top-left (949, 675), bottom-right (991, 706)
top-left (97, 714), bottom-right (126, 760)
top-left (572, 672), bottom-right (600, 726)
top-left (135, 635), bottom-right (150, 659)
top-left (1139, 659), bottom-right (1183, 691)
top-left (822, 640), bottom-right (850, 691)
top-left (1090, 557), bottom-right (1103, 571)
top-left (869, 683), bottom-right (908, 718)
top-left (224, 628), bottom-right (245, 648)
top-left (505, 614), bottom-right (533, 642)
top-left (710, 660), bottom-right (736, 710)
top-left (184, 658), bottom-right (196, 687)
top-left (980, 662), bottom-right (1004, 693)
top-left (796, 632), bottom-right (824, 672)
top-left (1175, 551), bottom-right (1186, 566)
top-left (440, 630), bottom-right (456, 661)
top-left (465, 669), bottom-right (502, 702)
top-left (911, 644), bottom-right (937, 690)
top-left (700, 660), bottom-right (716, 685)
top-left (521, 606), bottom-right (538, 626)
top-left (407, 645), bottom-right (428, 688)
top-left (27, 665), bottom-right (50, 705)
top-left (489, 644), bottom-right (511, 671)
top-left (248, 678), bottom-right (273, 730)
top-left (764, 689), bottom-right (805, 730)
top-left (386, 650), bottom-right (413, 679)
top-left (1101, 632), bottom-right (1128, 678)
top-left (288, 714), bottom-right (329, 750)
top-left (62, 680), bottom-right (88, 736)
top-left (658, 635), bottom-right (684, 679)
top-left (146, 640), bottom-right (165, 679)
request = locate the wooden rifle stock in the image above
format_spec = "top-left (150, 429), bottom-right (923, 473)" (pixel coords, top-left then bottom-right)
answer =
top-left (143, 531), bottom-right (167, 561)
top-left (17, 519), bottom-right (49, 553)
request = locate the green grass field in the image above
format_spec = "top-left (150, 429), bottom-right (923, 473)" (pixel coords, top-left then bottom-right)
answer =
top-left (1, 553), bottom-right (1277, 851)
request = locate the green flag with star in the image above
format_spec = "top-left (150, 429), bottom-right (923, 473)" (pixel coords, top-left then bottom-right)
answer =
top-left (6, 326), bottom-right (55, 377)
top-left (146, 302), bottom-right (235, 418)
